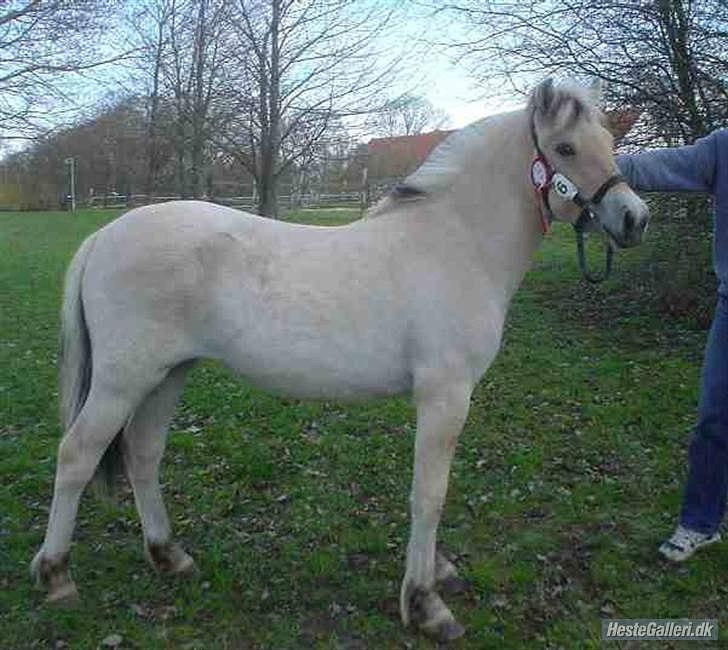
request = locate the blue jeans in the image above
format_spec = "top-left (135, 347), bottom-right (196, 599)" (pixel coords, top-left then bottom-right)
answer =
top-left (681, 294), bottom-right (728, 535)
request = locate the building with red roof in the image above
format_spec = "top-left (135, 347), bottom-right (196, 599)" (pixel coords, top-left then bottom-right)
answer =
top-left (366, 130), bottom-right (453, 184)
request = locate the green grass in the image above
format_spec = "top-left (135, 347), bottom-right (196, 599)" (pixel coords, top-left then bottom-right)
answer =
top-left (1, 207), bottom-right (724, 648)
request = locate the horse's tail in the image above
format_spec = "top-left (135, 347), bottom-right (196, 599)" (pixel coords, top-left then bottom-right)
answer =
top-left (58, 232), bottom-right (124, 499)
top-left (58, 234), bottom-right (121, 495)
top-left (58, 233), bottom-right (96, 432)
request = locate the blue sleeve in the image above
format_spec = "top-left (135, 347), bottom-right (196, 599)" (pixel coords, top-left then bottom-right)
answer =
top-left (616, 131), bottom-right (720, 193)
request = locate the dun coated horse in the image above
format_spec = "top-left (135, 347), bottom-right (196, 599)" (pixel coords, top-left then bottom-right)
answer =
top-left (32, 79), bottom-right (648, 641)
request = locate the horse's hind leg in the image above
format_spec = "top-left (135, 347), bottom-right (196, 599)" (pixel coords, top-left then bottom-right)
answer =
top-left (400, 371), bottom-right (472, 641)
top-left (122, 363), bottom-right (194, 575)
top-left (31, 383), bottom-right (147, 602)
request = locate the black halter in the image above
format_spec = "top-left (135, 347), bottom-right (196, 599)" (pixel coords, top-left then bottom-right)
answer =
top-left (530, 111), bottom-right (626, 283)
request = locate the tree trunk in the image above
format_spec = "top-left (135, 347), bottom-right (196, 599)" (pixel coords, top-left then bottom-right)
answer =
top-left (257, 0), bottom-right (280, 218)
top-left (658, 0), bottom-right (706, 141)
top-left (257, 170), bottom-right (277, 217)
top-left (175, 126), bottom-right (188, 198)
top-left (144, 12), bottom-right (166, 201)
top-left (190, 0), bottom-right (207, 198)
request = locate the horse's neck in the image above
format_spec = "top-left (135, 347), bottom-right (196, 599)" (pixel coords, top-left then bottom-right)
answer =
top-left (447, 110), bottom-right (542, 307)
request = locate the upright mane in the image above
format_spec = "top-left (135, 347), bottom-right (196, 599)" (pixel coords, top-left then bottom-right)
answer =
top-left (527, 79), bottom-right (600, 131)
top-left (399, 118), bottom-right (494, 196)
top-left (365, 118), bottom-right (494, 217)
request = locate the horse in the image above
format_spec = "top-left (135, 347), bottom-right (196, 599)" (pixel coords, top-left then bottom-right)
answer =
top-left (31, 78), bottom-right (648, 641)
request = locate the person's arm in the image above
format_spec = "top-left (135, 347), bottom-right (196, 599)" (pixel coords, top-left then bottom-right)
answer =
top-left (616, 130), bottom-right (721, 194)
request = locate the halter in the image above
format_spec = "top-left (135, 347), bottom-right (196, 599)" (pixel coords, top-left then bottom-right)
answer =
top-left (529, 111), bottom-right (626, 283)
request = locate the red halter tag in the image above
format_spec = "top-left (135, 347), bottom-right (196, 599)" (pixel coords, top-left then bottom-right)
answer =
top-left (530, 155), bottom-right (552, 234)
top-left (530, 155), bottom-right (551, 189)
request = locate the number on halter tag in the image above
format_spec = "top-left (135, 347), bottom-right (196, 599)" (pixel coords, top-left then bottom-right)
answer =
top-left (530, 156), bottom-right (551, 189)
top-left (551, 173), bottom-right (579, 201)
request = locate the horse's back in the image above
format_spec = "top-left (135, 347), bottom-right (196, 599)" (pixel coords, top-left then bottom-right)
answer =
top-left (102, 200), bottom-right (288, 245)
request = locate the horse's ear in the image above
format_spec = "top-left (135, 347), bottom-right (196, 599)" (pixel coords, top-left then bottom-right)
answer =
top-left (531, 78), bottom-right (555, 115)
top-left (588, 77), bottom-right (604, 105)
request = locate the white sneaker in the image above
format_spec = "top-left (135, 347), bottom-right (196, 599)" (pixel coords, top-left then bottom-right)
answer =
top-left (659, 525), bottom-right (721, 562)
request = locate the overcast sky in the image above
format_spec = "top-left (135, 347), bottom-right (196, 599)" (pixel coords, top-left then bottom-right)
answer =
top-left (388, 3), bottom-right (527, 129)
top-left (417, 53), bottom-right (524, 128)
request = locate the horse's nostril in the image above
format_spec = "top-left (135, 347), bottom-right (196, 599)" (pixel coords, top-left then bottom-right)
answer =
top-left (624, 210), bottom-right (635, 234)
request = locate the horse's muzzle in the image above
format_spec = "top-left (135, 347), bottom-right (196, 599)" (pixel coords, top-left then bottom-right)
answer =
top-left (601, 191), bottom-right (649, 249)
top-left (620, 206), bottom-right (649, 247)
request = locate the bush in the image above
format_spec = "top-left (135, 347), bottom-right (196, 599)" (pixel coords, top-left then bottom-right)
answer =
top-left (631, 195), bottom-right (715, 327)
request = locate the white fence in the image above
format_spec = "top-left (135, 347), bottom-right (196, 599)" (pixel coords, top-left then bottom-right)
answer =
top-left (87, 191), bottom-right (363, 211)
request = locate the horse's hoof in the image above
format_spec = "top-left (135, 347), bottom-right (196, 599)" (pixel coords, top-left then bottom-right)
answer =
top-left (145, 541), bottom-right (195, 575)
top-left (172, 553), bottom-right (196, 576)
top-left (432, 619), bottom-right (466, 643)
top-left (31, 550), bottom-right (77, 604)
top-left (438, 575), bottom-right (471, 596)
top-left (402, 583), bottom-right (465, 641)
top-left (47, 580), bottom-right (79, 605)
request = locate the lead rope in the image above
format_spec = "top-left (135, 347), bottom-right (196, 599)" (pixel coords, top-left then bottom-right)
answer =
top-left (574, 209), bottom-right (614, 283)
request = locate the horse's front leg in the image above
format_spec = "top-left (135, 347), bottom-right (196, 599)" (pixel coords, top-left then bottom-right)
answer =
top-left (400, 373), bottom-right (472, 641)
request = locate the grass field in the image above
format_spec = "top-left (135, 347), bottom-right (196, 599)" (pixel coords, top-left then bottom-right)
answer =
top-left (1, 206), bottom-right (724, 649)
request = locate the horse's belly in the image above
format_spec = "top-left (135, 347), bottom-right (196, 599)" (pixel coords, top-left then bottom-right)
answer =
top-left (246, 371), bottom-right (410, 401)
top-left (210, 317), bottom-right (411, 401)
top-left (224, 346), bottom-right (411, 401)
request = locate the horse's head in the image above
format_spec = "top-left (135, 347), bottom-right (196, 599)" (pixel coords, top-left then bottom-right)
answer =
top-left (529, 78), bottom-right (648, 248)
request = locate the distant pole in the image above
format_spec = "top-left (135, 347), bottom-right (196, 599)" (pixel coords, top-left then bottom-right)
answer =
top-left (361, 166), bottom-right (368, 217)
top-left (65, 157), bottom-right (76, 212)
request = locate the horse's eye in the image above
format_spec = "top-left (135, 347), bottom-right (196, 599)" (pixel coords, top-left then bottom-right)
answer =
top-left (555, 143), bottom-right (576, 157)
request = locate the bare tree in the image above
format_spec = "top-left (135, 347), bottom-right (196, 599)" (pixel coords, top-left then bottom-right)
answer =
top-left (441, 0), bottom-right (728, 145)
top-left (220, 0), bottom-right (406, 217)
top-left (3, 96), bottom-right (149, 209)
top-left (372, 94), bottom-right (451, 138)
top-left (163, 0), bottom-right (234, 198)
top-left (129, 0), bottom-right (175, 197)
top-left (0, 1), bottom-right (127, 139)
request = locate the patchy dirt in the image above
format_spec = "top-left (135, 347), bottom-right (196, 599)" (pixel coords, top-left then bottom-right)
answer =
top-left (299, 610), bottom-right (338, 643)
top-left (515, 528), bottom-right (599, 637)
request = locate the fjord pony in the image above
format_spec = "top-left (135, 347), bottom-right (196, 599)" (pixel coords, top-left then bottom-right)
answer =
top-left (32, 79), bottom-right (648, 640)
